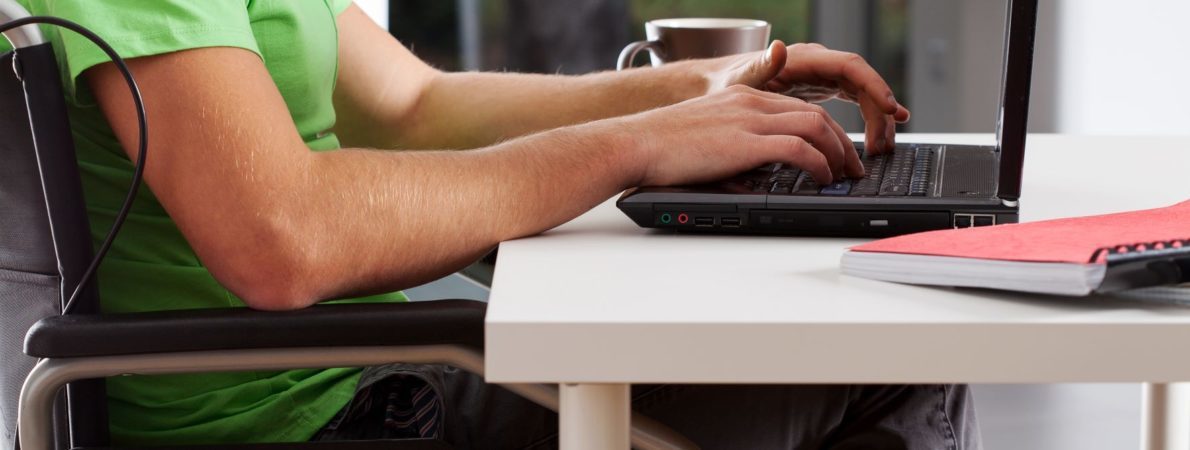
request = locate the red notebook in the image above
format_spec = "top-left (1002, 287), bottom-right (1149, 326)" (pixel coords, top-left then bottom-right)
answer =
top-left (841, 201), bottom-right (1190, 296)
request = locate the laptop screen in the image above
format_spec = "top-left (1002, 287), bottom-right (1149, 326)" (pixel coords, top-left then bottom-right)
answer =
top-left (994, 0), bottom-right (1038, 201)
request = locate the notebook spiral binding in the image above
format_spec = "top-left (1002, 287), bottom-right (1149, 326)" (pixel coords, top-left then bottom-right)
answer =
top-left (1109, 240), bottom-right (1190, 302)
top-left (1093, 238), bottom-right (1190, 295)
top-left (1094, 238), bottom-right (1190, 265)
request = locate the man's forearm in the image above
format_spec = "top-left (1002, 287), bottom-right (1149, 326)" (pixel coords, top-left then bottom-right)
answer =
top-left (87, 43), bottom-right (657, 311)
top-left (222, 119), bottom-right (640, 309)
top-left (386, 60), bottom-right (715, 150)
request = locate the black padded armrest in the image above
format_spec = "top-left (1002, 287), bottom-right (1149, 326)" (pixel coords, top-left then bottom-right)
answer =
top-left (25, 300), bottom-right (486, 358)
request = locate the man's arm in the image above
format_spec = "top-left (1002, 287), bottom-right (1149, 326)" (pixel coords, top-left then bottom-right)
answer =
top-left (333, 5), bottom-right (908, 158)
top-left (89, 47), bottom-right (848, 311)
top-left (331, 4), bottom-right (706, 151)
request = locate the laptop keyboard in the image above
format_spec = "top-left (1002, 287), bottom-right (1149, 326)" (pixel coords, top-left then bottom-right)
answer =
top-left (741, 147), bottom-right (936, 197)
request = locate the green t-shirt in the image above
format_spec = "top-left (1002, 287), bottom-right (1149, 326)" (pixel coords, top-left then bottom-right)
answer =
top-left (2, 0), bottom-right (406, 445)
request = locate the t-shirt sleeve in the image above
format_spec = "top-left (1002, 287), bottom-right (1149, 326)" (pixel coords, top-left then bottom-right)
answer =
top-left (329, 0), bottom-right (355, 16)
top-left (39, 0), bottom-right (260, 104)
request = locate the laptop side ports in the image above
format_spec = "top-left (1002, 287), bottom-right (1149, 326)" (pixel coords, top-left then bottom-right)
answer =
top-left (954, 213), bottom-right (997, 228)
top-left (971, 214), bottom-right (996, 227)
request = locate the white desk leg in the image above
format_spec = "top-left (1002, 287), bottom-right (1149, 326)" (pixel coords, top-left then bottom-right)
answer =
top-left (1143, 383), bottom-right (1190, 450)
top-left (1145, 383), bottom-right (1170, 450)
top-left (560, 383), bottom-right (631, 450)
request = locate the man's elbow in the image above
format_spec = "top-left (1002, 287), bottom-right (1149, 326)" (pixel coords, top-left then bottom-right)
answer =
top-left (202, 239), bottom-right (321, 311)
top-left (232, 275), bottom-right (316, 311)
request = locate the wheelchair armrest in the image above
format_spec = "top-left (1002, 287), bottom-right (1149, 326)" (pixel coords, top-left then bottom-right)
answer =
top-left (24, 300), bottom-right (486, 358)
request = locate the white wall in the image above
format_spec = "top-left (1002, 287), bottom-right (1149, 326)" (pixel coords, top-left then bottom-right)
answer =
top-left (1054, 0), bottom-right (1190, 135)
top-left (912, 0), bottom-right (1190, 136)
top-left (910, 0), bottom-right (1059, 133)
top-left (353, 0), bottom-right (390, 31)
top-left (954, 0), bottom-right (1007, 133)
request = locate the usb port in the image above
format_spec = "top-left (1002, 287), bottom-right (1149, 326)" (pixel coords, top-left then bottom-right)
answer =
top-left (694, 217), bottom-right (714, 227)
top-left (721, 217), bottom-right (742, 227)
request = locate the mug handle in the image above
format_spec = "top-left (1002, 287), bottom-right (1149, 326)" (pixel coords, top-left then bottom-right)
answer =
top-left (616, 40), bottom-right (665, 71)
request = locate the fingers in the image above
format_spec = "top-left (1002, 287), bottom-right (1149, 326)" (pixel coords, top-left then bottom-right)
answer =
top-left (732, 40), bottom-right (788, 89)
top-left (751, 111), bottom-right (845, 178)
top-left (831, 115), bottom-right (865, 178)
top-left (885, 118), bottom-right (896, 151)
top-left (895, 103), bottom-right (911, 123)
top-left (751, 111), bottom-right (864, 180)
top-left (859, 96), bottom-right (894, 154)
top-left (764, 41), bottom-right (788, 82)
top-left (759, 136), bottom-right (833, 184)
top-left (727, 89), bottom-right (858, 180)
top-left (829, 81), bottom-right (908, 155)
top-left (766, 44), bottom-right (910, 158)
top-left (828, 77), bottom-right (911, 125)
top-left (784, 46), bottom-right (900, 116)
top-left (753, 89), bottom-right (862, 177)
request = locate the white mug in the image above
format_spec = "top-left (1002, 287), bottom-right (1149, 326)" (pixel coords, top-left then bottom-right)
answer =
top-left (617, 18), bottom-right (771, 70)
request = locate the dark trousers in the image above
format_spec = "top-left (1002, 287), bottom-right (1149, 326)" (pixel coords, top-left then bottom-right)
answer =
top-left (313, 364), bottom-right (981, 450)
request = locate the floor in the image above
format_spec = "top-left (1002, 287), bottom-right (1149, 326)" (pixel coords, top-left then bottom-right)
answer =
top-left (974, 384), bottom-right (1141, 450)
top-left (408, 275), bottom-right (1146, 450)
top-left (403, 272), bottom-right (491, 303)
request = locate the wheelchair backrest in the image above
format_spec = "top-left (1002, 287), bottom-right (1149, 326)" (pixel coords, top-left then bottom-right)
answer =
top-left (2, 6), bottom-right (104, 448)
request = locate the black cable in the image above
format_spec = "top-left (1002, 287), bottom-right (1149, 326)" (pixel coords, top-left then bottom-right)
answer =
top-left (1, 16), bottom-right (148, 316)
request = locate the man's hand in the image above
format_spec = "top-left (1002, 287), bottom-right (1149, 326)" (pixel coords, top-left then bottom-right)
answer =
top-left (606, 84), bottom-right (862, 187)
top-left (707, 41), bottom-right (912, 155)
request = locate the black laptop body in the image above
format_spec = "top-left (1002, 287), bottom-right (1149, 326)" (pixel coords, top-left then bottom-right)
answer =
top-left (617, 0), bottom-right (1038, 238)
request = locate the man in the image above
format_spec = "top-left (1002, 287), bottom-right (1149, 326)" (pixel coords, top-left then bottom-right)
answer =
top-left (4, 0), bottom-right (976, 448)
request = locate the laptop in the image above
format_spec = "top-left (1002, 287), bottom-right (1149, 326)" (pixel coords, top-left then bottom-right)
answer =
top-left (617, 0), bottom-right (1038, 237)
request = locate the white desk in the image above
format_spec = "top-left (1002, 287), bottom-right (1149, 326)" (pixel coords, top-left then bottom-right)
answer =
top-left (485, 134), bottom-right (1190, 450)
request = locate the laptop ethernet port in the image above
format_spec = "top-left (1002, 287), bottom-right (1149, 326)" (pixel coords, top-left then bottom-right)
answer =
top-left (721, 217), bottom-right (742, 227)
top-left (972, 214), bottom-right (996, 227)
top-left (953, 214), bottom-right (973, 228)
top-left (694, 217), bottom-right (714, 227)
